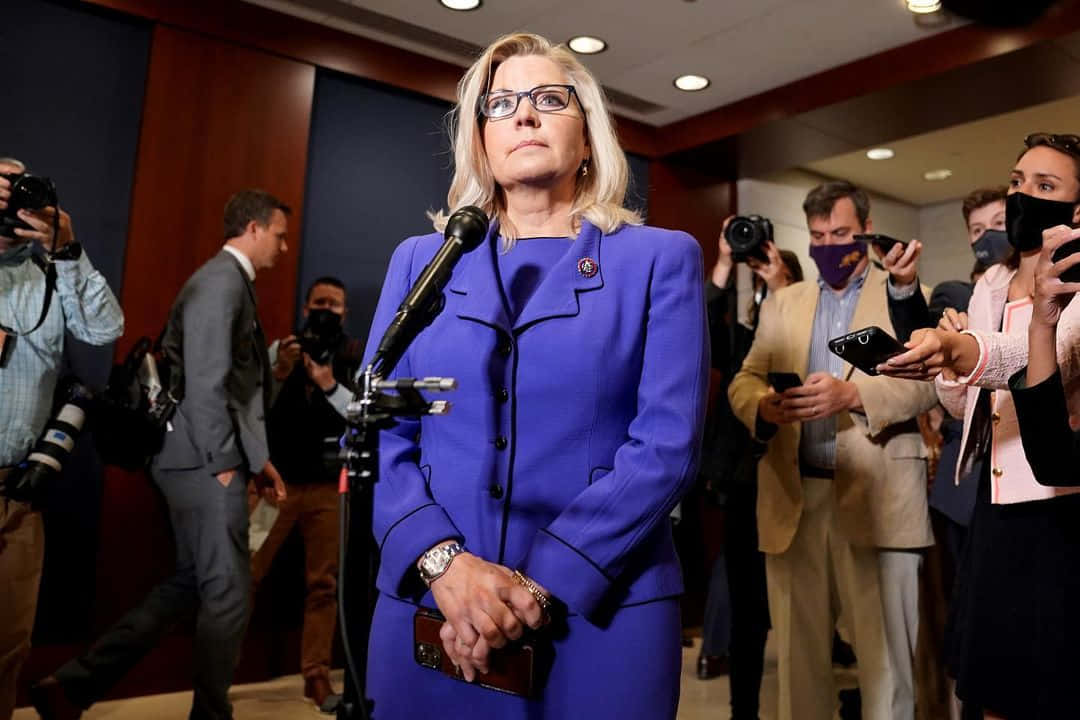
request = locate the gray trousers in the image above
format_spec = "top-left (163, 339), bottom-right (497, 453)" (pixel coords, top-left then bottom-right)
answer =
top-left (56, 468), bottom-right (250, 720)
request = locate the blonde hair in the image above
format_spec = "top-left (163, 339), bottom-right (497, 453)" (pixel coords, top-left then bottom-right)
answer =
top-left (430, 33), bottom-right (642, 248)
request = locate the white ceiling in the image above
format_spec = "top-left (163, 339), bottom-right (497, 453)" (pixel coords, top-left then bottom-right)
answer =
top-left (243, 0), bottom-right (960, 125)
top-left (803, 93), bottom-right (1080, 205)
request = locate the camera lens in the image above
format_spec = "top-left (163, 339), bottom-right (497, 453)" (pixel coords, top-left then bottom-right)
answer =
top-left (13, 175), bottom-right (56, 210)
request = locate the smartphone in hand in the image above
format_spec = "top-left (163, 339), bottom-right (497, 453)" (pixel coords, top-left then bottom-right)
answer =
top-left (855, 233), bottom-right (906, 255)
top-left (828, 326), bottom-right (906, 376)
top-left (767, 372), bottom-right (803, 393)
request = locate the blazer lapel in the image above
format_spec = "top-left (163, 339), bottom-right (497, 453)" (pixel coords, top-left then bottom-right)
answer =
top-left (448, 222), bottom-right (512, 333)
top-left (513, 220), bottom-right (603, 331)
top-left (788, 281), bottom-right (820, 380)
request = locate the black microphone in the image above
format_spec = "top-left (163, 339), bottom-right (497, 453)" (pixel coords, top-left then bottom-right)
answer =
top-left (370, 205), bottom-right (488, 377)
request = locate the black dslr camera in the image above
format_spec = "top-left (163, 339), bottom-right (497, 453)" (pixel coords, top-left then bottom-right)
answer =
top-left (0, 172), bottom-right (58, 239)
top-left (297, 309), bottom-right (345, 366)
top-left (724, 215), bottom-right (773, 263)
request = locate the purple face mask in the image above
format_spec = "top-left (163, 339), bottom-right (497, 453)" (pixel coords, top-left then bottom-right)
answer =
top-left (809, 240), bottom-right (866, 288)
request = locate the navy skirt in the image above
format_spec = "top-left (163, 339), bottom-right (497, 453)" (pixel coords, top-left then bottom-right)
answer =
top-left (948, 466), bottom-right (1080, 718)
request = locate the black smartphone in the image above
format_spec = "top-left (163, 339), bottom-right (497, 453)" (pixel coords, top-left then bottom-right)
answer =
top-left (1052, 237), bottom-right (1080, 284)
top-left (767, 372), bottom-right (803, 393)
top-left (828, 326), bottom-right (906, 376)
top-left (855, 233), bottom-right (906, 254)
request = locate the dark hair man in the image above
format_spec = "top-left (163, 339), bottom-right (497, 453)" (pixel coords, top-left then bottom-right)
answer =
top-left (0, 157), bottom-right (124, 720)
top-left (253, 275), bottom-right (361, 712)
top-left (728, 180), bottom-right (937, 720)
top-left (33, 189), bottom-right (290, 720)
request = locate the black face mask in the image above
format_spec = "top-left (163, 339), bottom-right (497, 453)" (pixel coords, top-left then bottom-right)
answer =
top-left (1006, 191), bottom-right (1078, 251)
top-left (971, 229), bottom-right (1012, 266)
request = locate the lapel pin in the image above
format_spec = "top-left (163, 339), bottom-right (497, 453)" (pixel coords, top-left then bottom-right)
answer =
top-left (577, 257), bottom-right (598, 279)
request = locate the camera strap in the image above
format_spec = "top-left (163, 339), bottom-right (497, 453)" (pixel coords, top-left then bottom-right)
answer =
top-left (0, 253), bottom-right (57, 337)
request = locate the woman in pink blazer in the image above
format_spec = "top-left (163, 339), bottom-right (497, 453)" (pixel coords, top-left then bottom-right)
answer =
top-left (881, 133), bottom-right (1080, 719)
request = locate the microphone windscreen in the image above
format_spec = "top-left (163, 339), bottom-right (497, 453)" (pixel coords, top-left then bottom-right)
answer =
top-left (445, 206), bottom-right (489, 250)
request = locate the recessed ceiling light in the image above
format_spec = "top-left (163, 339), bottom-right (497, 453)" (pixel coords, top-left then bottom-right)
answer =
top-left (439, 0), bottom-right (481, 10)
top-left (568, 36), bottom-right (607, 54)
top-left (923, 168), bottom-right (953, 181)
top-left (866, 148), bottom-right (895, 160)
top-left (906, 0), bottom-right (942, 13)
top-left (674, 74), bottom-right (710, 92)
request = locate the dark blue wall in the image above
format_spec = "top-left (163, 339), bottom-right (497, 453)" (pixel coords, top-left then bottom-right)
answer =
top-left (0, 0), bottom-right (150, 642)
top-left (297, 70), bottom-right (455, 344)
top-left (298, 68), bottom-right (650, 346)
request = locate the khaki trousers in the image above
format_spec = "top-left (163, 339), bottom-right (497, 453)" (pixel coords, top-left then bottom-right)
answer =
top-left (766, 475), bottom-right (893, 720)
top-left (0, 498), bottom-right (44, 720)
top-left (251, 482), bottom-right (339, 679)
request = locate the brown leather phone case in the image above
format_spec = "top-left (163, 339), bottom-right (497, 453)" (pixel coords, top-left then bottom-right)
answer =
top-left (413, 606), bottom-right (545, 698)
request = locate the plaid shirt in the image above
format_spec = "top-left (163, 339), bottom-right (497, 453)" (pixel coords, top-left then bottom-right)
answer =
top-left (0, 249), bottom-right (123, 466)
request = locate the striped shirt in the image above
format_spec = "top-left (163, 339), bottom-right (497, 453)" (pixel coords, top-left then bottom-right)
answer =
top-left (799, 266), bottom-right (868, 470)
top-left (0, 249), bottom-right (124, 466)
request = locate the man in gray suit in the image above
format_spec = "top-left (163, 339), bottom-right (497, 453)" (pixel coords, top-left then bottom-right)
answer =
top-left (32, 189), bottom-right (290, 720)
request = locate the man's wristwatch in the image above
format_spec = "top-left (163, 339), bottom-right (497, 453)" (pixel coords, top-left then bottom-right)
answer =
top-left (418, 541), bottom-right (465, 586)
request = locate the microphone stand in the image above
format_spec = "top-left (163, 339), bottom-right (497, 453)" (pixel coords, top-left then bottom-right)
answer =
top-left (336, 359), bottom-right (456, 720)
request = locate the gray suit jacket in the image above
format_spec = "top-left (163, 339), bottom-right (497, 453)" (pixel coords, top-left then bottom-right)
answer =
top-left (156, 250), bottom-right (270, 475)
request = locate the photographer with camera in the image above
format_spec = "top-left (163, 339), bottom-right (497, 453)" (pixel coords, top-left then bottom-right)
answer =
top-left (697, 214), bottom-right (801, 720)
top-left (253, 276), bottom-right (360, 712)
top-left (0, 157), bottom-right (124, 720)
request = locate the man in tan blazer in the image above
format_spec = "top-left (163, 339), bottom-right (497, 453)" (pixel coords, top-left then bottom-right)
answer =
top-left (728, 181), bottom-right (937, 720)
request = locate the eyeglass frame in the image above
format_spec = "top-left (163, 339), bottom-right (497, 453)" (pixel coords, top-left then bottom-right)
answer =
top-left (477, 84), bottom-right (584, 121)
top-left (1024, 133), bottom-right (1080, 158)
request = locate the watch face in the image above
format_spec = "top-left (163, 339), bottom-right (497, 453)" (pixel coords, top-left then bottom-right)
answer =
top-left (420, 544), bottom-right (460, 581)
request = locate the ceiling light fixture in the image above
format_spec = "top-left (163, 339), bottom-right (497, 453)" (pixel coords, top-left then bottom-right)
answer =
top-left (906, 0), bottom-right (942, 13)
top-left (866, 148), bottom-right (895, 160)
top-left (568, 36), bottom-right (607, 54)
top-left (439, 0), bottom-right (481, 10)
top-left (923, 168), bottom-right (953, 181)
top-left (674, 74), bottom-right (710, 92)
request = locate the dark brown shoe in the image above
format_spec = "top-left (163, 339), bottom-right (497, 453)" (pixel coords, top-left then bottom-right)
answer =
top-left (29, 676), bottom-right (83, 720)
top-left (303, 674), bottom-right (341, 714)
top-left (696, 652), bottom-right (730, 680)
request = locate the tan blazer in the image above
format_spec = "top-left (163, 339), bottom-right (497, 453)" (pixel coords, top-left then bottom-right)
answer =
top-left (728, 264), bottom-right (937, 554)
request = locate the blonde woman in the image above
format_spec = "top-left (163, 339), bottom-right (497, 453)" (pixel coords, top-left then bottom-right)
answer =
top-left (362, 33), bottom-right (707, 718)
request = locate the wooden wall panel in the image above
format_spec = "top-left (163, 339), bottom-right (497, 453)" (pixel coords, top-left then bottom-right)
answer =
top-left (118, 25), bottom-right (315, 351)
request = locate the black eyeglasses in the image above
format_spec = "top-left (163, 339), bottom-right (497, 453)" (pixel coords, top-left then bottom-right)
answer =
top-left (1025, 133), bottom-right (1080, 157)
top-left (478, 84), bottom-right (582, 121)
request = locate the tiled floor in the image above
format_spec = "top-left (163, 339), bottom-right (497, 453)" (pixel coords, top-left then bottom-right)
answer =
top-left (14, 636), bottom-right (855, 719)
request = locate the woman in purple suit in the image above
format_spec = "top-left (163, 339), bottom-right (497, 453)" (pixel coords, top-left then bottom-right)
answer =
top-left (362, 32), bottom-right (708, 719)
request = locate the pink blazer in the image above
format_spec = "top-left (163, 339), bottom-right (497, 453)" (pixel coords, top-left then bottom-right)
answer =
top-left (936, 263), bottom-right (1080, 504)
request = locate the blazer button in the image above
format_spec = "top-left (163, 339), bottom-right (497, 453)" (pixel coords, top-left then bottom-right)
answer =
top-left (496, 388), bottom-right (510, 403)
top-left (494, 436), bottom-right (508, 450)
top-left (496, 340), bottom-right (512, 357)
top-left (992, 467), bottom-right (1003, 477)
top-left (489, 483), bottom-right (504, 499)
top-left (991, 412), bottom-right (1001, 423)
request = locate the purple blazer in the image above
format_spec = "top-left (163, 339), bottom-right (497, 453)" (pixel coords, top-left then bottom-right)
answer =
top-left (363, 219), bottom-right (708, 620)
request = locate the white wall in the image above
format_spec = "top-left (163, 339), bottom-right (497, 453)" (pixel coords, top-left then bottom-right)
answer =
top-left (917, 199), bottom-right (975, 288)
top-left (736, 170), bottom-right (974, 294)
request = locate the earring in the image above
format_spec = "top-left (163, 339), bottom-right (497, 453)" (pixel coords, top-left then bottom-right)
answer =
top-left (581, 159), bottom-right (590, 177)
